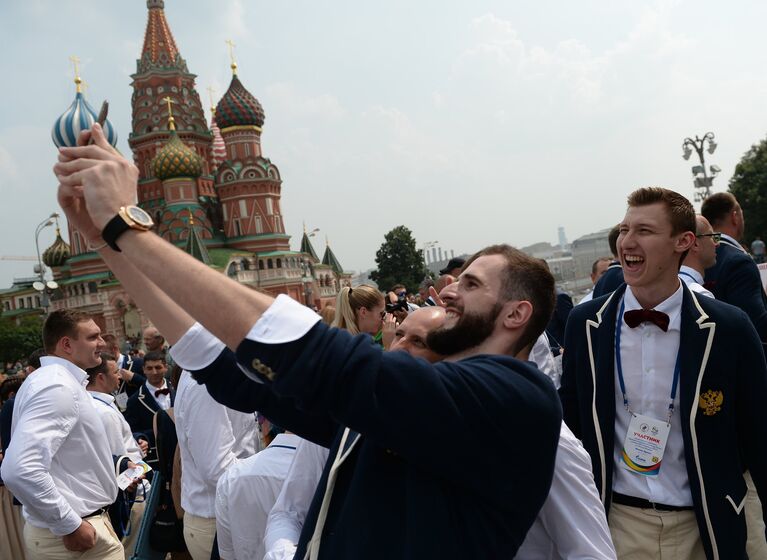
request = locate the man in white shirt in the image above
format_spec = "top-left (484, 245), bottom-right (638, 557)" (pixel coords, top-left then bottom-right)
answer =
top-left (1, 309), bottom-right (125, 559)
top-left (678, 215), bottom-right (717, 299)
top-left (86, 352), bottom-right (150, 558)
top-left (175, 369), bottom-right (255, 560)
top-left (215, 428), bottom-right (299, 560)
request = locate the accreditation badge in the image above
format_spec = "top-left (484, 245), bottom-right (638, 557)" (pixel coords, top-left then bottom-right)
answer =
top-left (115, 391), bottom-right (129, 411)
top-left (620, 413), bottom-right (671, 476)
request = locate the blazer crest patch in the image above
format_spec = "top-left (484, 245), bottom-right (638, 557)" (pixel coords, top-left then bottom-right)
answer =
top-left (698, 390), bottom-right (724, 416)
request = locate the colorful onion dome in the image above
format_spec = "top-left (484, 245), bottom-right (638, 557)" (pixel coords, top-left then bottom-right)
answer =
top-left (151, 130), bottom-right (203, 180)
top-left (52, 72), bottom-right (118, 148)
top-left (215, 74), bottom-right (265, 130)
top-left (42, 227), bottom-right (71, 267)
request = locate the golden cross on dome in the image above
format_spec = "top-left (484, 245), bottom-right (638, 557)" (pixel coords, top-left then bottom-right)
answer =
top-left (225, 39), bottom-right (238, 74)
top-left (163, 96), bottom-right (177, 130)
top-left (69, 55), bottom-right (82, 92)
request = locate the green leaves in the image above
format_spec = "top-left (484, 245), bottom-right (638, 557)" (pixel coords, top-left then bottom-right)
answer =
top-left (730, 137), bottom-right (767, 245)
top-left (369, 226), bottom-right (431, 293)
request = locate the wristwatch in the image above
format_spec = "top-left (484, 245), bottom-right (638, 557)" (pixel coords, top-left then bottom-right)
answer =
top-left (102, 206), bottom-right (155, 252)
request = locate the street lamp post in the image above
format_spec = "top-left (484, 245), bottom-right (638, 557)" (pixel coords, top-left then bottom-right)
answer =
top-left (682, 132), bottom-right (720, 203)
top-left (33, 212), bottom-right (59, 314)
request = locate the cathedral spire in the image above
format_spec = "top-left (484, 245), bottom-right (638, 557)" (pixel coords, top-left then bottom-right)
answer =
top-left (138, 0), bottom-right (184, 74)
top-left (226, 39), bottom-right (238, 75)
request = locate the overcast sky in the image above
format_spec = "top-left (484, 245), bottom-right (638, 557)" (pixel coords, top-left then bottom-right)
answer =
top-left (2, 0), bottom-right (766, 287)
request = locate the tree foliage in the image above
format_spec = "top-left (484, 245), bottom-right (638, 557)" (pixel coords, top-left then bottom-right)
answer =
top-left (729, 136), bottom-right (767, 243)
top-left (0, 316), bottom-right (43, 367)
top-left (370, 226), bottom-right (430, 293)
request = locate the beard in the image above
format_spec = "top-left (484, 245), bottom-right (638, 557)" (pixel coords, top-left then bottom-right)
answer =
top-left (426, 302), bottom-right (503, 356)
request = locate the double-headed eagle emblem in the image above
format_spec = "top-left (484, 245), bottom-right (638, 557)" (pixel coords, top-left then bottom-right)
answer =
top-left (698, 390), bottom-right (724, 416)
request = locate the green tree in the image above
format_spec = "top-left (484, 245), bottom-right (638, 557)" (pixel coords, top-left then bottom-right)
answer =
top-left (0, 316), bottom-right (43, 367)
top-left (370, 226), bottom-right (430, 293)
top-left (729, 136), bottom-right (767, 243)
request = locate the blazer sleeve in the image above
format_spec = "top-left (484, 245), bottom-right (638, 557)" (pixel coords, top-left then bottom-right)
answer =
top-left (190, 348), bottom-right (338, 448)
top-left (559, 305), bottom-right (584, 438)
top-left (235, 323), bottom-right (562, 505)
top-left (719, 256), bottom-right (767, 342)
top-left (733, 310), bottom-right (767, 532)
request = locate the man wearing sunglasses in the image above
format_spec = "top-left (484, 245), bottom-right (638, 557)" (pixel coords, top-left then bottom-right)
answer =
top-left (678, 216), bottom-right (719, 299)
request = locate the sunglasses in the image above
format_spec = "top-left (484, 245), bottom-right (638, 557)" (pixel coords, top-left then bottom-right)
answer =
top-left (696, 232), bottom-right (722, 243)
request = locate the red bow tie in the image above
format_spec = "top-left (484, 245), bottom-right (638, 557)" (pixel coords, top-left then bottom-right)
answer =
top-left (624, 309), bottom-right (670, 332)
top-left (154, 388), bottom-right (170, 397)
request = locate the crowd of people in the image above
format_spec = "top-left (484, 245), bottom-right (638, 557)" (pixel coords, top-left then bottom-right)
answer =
top-left (1, 122), bottom-right (767, 560)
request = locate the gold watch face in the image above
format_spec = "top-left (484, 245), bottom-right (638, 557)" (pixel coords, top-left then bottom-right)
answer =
top-left (125, 206), bottom-right (153, 228)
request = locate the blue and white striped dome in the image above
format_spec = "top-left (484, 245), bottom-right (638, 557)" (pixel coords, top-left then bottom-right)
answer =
top-left (51, 91), bottom-right (118, 148)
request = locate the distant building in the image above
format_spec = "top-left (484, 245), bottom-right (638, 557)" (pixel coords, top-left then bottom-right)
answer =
top-left (570, 227), bottom-right (612, 280)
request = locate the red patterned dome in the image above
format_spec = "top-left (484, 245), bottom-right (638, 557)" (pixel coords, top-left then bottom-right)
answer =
top-left (215, 74), bottom-right (265, 129)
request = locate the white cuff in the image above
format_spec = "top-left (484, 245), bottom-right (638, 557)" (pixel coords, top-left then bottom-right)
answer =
top-left (246, 294), bottom-right (321, 343)
top-left (170, 322), bottom-right (226, 370)
top-left (263, 539), bottom-right (298, 560)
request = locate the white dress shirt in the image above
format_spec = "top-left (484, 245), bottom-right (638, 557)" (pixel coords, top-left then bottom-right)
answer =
top-left (720, 233), bottom-right (746, 252)
top-left (175, 370), bottom-right (240, 518)
top-left (88, 391), bottom-right (144, 462)
top-left (517, 422), bottom-right (616, 559)
top-left (146, 380), bottom-right (171, 411)
top-left (678, 265), bottom-right (714, 299)
top-left (215, 433), bottom-right (300, 560)
top-left (264, 439), bottom-right (330, 560)
top-left (612, 283), bottom-right (692, 506)
top-left (577, 289), bottom-right (595, 305)
top-left (1, 356), bottom-right (118, 535)
top-left (529, 332), bottom-right (559, 387)
top-left (228, 409), bottom-right (262, 459)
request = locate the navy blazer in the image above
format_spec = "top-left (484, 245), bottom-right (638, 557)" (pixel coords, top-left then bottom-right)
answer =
top-left (124, 383), bottom-right (175, 466)
top-left (559, 283), bottom-right (767, 560)
top-left (592, 262), bottom-right (625, 299)
top-left (546, 290), bottom-right (573, 350)
top-left (704, 239), bottom-right (767, 343)
top-left (195, 322), bottom-right (561, 559)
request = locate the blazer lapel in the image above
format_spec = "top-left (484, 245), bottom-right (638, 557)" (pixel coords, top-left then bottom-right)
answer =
top-left (586, 285), bottom-right (624, 503)
top-left (678, 285), bottom-right (716, 423)
top-left (137, 385), bottom-right (160, 415)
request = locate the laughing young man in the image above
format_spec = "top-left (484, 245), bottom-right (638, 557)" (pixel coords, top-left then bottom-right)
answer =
top-left (560, 187), bottom-right (767, 560)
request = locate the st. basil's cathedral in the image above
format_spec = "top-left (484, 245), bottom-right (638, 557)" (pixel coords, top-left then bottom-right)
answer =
top-left (21, 0), bottom-right (350, 338)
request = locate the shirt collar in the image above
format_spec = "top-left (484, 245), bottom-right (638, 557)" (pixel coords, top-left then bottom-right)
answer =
top-left (146, 380), bottom-right (167, 392)
top-left (268, 433), bottom-right (300, 448)
top-left (40, 356), bottom-right (88, 386)
top-left (88, 390), bottom-right (115, 404)
top-left (679, 265), bottom-right (703, 285)
top-left (624, 281), bottom-right (684, 332)
top-left (720, 233), bottom-right (746, 252)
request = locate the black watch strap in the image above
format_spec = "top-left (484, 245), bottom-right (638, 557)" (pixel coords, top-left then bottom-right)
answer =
top-left (102, 213), bottom-right (129, 252)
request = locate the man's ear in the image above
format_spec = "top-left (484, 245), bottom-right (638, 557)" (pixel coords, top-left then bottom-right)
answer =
top-left (675, 231), bottom-right (696, 254)
top-left (501, 300), bottom-right (533, 331)
top-left (58, 336), bottom-right (74, 357)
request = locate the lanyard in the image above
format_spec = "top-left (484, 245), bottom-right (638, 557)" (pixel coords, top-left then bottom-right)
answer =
top-left (615, 299), bottom-right (681, 424)
top-left (678, 271), bottom-right (698, 283)
top-left (91, 394), bottom-right (117, 410)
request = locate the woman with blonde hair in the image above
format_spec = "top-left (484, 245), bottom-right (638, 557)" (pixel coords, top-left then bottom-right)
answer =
top-left (332, 285), bottom-right (385, 335)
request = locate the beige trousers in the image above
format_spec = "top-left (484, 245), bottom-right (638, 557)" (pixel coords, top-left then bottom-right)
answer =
top-left (183, 512), bottom-right (216, 560)
top-left (609, 502), bottom-right (705, 560)
top-left (745, 471), bottom-right (767, 559)
top-left (0, 485), bottom-right (25, 560)
top-left (23, 511), bottom-right (123, 560)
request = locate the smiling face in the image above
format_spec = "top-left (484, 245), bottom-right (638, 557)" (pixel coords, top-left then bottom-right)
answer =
top-left (426, 255), bottom-right (508, 355)
top-left (66, 320), bottom-right (105, 370)
top-left (391, 307), bottom-right (447, 362)
top-left (355, 299), bottom-right (385, 335)
top-left (143, 359), bottom-right (168, 387)
top-left (618, 202), bottom-right (695, 295)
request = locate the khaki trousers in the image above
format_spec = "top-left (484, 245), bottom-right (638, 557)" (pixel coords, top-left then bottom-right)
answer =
top-left (609, 502), bottom-right (705, 560)
top-left (23, 511), bottom-right (123, 560)
top-left (183, 512), bottom-right (216, 560)
top-left (745, 471), bottom-right (767, 559)
top-left (0, 485), bottom-right (25, 560)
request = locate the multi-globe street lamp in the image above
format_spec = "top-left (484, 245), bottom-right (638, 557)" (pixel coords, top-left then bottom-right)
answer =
top-left (33, 212), bottom-right (60, 314)
top-left (682, 132), bottom-right (720, 202)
